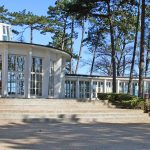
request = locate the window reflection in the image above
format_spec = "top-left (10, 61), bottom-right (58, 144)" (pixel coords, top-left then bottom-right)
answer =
top-left (30, 57), bottom-right (42, 96)
top-left (65, 80), bottom-right (76, 98)
top-left (8, 55), bottom-right (25, 95)
top-left (49, 61), bottom-right (54, 97)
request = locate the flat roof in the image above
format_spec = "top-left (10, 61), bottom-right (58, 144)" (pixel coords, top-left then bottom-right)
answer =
top-left (66, 74), bottom-right (150, 80)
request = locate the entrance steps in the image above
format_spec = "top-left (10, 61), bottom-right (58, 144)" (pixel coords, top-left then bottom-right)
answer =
top-left (0, 98), bottom-right (149, 124)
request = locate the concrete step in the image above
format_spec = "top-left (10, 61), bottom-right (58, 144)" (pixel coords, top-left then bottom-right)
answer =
top-left (0, 99), bottom-right (149, 124)
top-left (0, 112), bottom-right (149, 124)
top-left (0, 99), bottom-right (111, 105)
top-left (0, 107), bottom-right (144, 113)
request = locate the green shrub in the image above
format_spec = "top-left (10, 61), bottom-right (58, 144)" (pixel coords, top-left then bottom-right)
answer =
top-left (97, 93), bottom-right (110, 100)
top-left (97, 93), bottom-right (143, 109)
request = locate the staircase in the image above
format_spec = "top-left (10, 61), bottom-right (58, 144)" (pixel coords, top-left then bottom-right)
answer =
top-left (0, 98), bottom-right (149, 124)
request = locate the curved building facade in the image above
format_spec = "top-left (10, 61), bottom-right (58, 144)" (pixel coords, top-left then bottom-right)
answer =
top-left (0, 41), bottom-right (71, 98)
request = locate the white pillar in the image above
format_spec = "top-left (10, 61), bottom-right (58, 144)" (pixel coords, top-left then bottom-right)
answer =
top-left (54, 57), bottom-right (62, 98)
top-left (60, 58), bottom-right (66, 98)
top-left (2, 48), bottom-right (8, 97)
top-left (25, 50), bottom-right (32, 98)
top-left (117, 80), bottom-right (120, 93)
top-left (42, 55), bottom-right (50, 98)
top-left (104, 79), bottom-right (107, 93)
top-left (76, 77), bottom-right (79, 98)
top-left (90, 79), bottom-right (93, 100)
top-left (123, 82), bottom-right (126, 93)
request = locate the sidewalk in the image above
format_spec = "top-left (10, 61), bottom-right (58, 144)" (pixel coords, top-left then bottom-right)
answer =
top-left (0, 119), bottom-right (150, 150)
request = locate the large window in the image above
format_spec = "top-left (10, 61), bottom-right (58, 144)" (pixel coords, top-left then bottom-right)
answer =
top-left (132, 82), bottom-right (138, 96)
top-left (30, 57), bottom-right (42, 96)
top-left (49, 61), bottom-right (54, 97)
top-left (0, 55), bottom-right (2, 95)
top-left (98, 81), bottom-right (104, 93)
top-left (106, 81), bottom-right (112, 93)
top-left (3, 26), bottom-right (6, 34)
top-left (79, 81), bottom-right (90, 98)
top-left (65, 80), bottom-right (76, 98)
top-left (8, 55), bottom-right (25, 95)
top-left (92, 81), bottom-right (97, 98)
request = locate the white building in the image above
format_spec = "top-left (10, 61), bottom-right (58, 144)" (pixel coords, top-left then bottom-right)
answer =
top-left (0, 23), bottom-right (12, 41)
top-left (65, 74), bottom-right (150, 99)
top-left (0, 41), bottom-right (70, 98)
top-left (0, 23), bottom-right (150, 99)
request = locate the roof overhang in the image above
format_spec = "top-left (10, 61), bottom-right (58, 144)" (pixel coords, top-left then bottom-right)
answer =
top-left (0, 41), bottom-right (71, 61)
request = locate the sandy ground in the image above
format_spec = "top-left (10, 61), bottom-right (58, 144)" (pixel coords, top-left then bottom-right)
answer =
top-left (0, 119), bottom-right (150, 150)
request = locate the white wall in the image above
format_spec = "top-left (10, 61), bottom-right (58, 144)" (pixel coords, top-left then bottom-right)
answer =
top-left (0, 42), bottom-right (70, 98)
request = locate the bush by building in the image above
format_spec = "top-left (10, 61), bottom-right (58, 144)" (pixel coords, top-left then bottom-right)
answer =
top-left (97, 93), bottom-right (143, 109)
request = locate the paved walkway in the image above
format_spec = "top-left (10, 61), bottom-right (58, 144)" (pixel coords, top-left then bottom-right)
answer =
top-left (0, 119), bottom-right (150, 150)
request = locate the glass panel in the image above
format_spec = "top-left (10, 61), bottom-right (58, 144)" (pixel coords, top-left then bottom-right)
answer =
top-left (3, 26), bottom-right (5, 34)
top-left (85, 81), bottom-right (90, 98)
top-left (7, 55), bottom-right (25, 96)
top-left (7, 26), bottom-right (10, 40)
top-left (79, 81), bottom-right (84, 98)
top-left (30, 57), bottom-right (42, 96)
top-left (93, 82), bottom-right (97, 98)
top-left (132, 82), bottom-right (138, 96)
top-left (49, 61), bottom-right (54, 97)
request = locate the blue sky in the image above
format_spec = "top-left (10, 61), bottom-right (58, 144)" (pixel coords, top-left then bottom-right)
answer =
top-left (0, 0), bottom-right (92, 74)
top-left (0, 0), bottom-right (55, 15)
top-left (0, 0), bottom-right (56, 45)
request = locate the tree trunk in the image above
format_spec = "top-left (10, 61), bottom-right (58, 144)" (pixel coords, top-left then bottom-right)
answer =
top-left (122, 55), bottom-right (125, 76)
top-left (90, 32), bottom-right (100, 75)
top-left (30, 25), bottom-right (33, 43)
top-left (128, 0), bottom-right (140, 94)
top-left (107, 1), bottom-right (116, 93)
top-left (138, 0), bottom-right (145, 97)
top-left (61, 16), bottom-right (68, 50)
top-left (69, 17), bottom-right (75, 74)
top-left (145, 32), bottom-right (150, 77)
top-left (90, 46), bottom-right (97, 75)
top-left (75, 20), bottom-right (85, 74)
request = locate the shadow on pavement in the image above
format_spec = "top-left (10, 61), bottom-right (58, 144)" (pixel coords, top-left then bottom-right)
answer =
top-left (0, 117), bottom-right (150, 150)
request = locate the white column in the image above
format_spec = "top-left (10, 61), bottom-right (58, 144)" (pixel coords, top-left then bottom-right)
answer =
top-left (76, 77), bottom-right (79, 98)
top-left (104, 79), bottom-right (107, 93)
top-left (123, 82), bottom-right (126, 93)
top-left (117, 80), bottom-right (120, 93)
top-left (25, 50), bottom-right (32, 98)
top-left (60, 58), bottom-right (66, 98)
top-left (96, 83), bottom-right (98, 99)
top-left (54, 57), bottom-right (62, 98)
top-left (90, 79), bottom-right (93, 100)
top-left (2, 49), bottom-right (8, 97)
top-left (42, 55), bottom-right (50, 98)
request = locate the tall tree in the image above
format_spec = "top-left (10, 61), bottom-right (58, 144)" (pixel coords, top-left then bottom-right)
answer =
top-left (65, 0), bottom-right (137, 92)
top-left (138, 0), bottom-right (145, 97)
top-left (0, 5), bottom-right (10, 23)
top-left (128, 0), bottom-right (140, 94)
top-left (11, 10), bottom-right (47, 43)
top-left (47, 1), bottom-right (69, 50)
top-left (75, 19), bottom-right (85, 74)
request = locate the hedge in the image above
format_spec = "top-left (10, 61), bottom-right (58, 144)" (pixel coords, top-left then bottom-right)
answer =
top-left (97, 93), bottom-right (143, 109)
